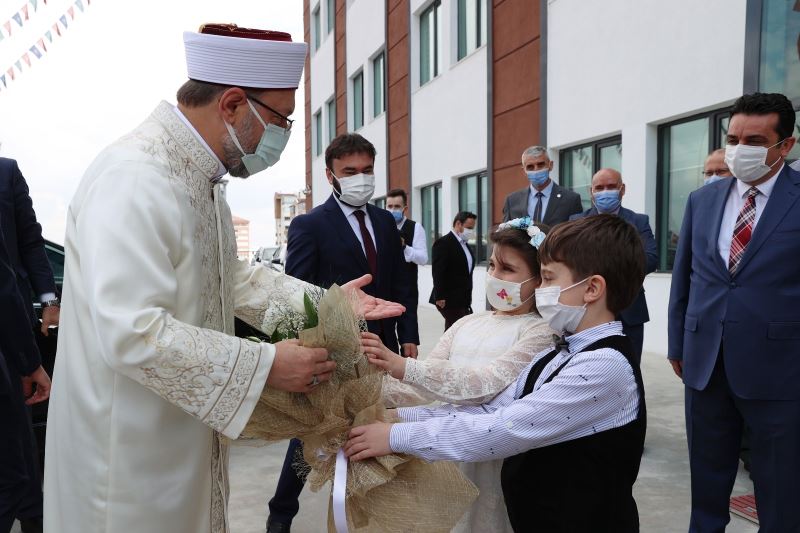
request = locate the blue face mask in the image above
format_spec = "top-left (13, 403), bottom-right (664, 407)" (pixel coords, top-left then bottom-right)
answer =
top-left (527, 169), bottom-right (550, 188)
top-left (224, 100), bottom-right (291, 177)
top-left (594, 189), bottom-right (621, 213)
top-left (389, 209), bottom-right (404, 223)
top-left (704, 175), bottom-right (724, 186)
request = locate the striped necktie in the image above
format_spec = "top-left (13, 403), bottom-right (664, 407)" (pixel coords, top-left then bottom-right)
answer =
top-left (728, 187), bottom-right (759, 275)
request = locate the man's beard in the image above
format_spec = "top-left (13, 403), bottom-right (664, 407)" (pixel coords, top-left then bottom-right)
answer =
top-left (222, 113), bottom-right (259, 178)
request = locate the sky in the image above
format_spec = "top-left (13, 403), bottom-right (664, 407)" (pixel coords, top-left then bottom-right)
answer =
top-left (0, 0), bottom-right (306, 248)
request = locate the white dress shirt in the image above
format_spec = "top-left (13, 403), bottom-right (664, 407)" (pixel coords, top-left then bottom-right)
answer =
top-left (398, 217), bottom-right (428, 265)
top-left (527, 180), bottom-right (555, 220)
top-left (334, 195), bottom-right (377, 256)
top-left (451, 229), bottom-right (473, 272)
top-left (717, 166), bottom-right (782, 264)
top-left (389, 321), bottom-right (639, 462)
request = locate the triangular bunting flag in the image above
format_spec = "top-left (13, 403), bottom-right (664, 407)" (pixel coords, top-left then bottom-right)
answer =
top-left (22, 53), bottom-right (31, 67)
top-left (37, 38), bottom-right (46, 52)
top-left (30, 0), bottom-right (38, 11)
top-left (7, 67), bottom-right (15, 80)
top-left (0, 74), bottom-right (6, 88)
top-left (15, 59), bottom-right (22, 72)
top-left (30, 45), bottom-right (42, 59)
top-left (59, 15), bottom-right (67, 28)
top-left (45, 30), bottom-right (52, 42)
top-left (5, 21), bottom-right (13, 36)
top-left (53, 22), bottom-right (61, 36)
top-left (67, 6), bottom-right (75, 20)
top-left (75, 0), bottom-right (84, 12)
top-left (12, 13), bottom-right (23, 27)
top-left (22, 5), bottom-right (29, 21)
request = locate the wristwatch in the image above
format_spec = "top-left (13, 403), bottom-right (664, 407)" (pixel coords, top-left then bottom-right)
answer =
top-left (43, 297), bottom-right (60, 308)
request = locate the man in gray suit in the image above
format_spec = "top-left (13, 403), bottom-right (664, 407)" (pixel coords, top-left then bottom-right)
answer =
top-left (502, 146), bottom-right (583, 225)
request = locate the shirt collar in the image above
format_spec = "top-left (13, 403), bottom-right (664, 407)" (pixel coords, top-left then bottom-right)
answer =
top-left (333, 193), bottom-right (367, 217)
top-left (564, 321), bottom-right (624, 354)
top-left (735, 163), bottom-right (783, 200)
top-left (172, 106), bottom-right (227, 181)
top-left (451, 229), bottom-right (466, 243)
top-left (396, 216), bottom-right (407, 229)
top-left (530, 179), bottom-right (555, 198)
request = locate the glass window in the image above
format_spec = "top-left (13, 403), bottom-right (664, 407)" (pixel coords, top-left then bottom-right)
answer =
top-left (458, 172), bottom-right (489, 263)
top-left (457, 0), bottom-right (486, 60)
top-left (326, 0), bottom-right (335, 35)
top-left (657, 109), bottom-right (730, 271)
top-left (421, 182), bottom-right (442, 261)
top-left (372, 52), bottom-right (385, 118)
top-left (420, 0), bottom-right (442, 86)
top-left (759, 0), bottom-right (800, 103)
top-left (560, 136), bottom-right (622, 210)
top-left (313, 110), bottom-right (322, 156)
top-left (371, 197), bottom-right (386, 210)
top-left (312, 5), bottom-right (321, 51)
top-left (326, 98), bottom-right (336, 144)
top-left (352, 71), bottom-right (364, 130)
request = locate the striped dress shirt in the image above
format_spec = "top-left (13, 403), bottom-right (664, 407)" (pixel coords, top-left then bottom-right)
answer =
top-left (389, 321), bottom-right (639, 462)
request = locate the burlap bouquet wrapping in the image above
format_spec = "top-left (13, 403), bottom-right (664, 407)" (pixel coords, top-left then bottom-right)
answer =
top-left (243, 285), bottom-right (478, 532)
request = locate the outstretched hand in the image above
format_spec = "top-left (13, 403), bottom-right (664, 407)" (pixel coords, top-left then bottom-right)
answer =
top-left (361, 332), bottom-right (406, 379)
top-left (342, 274), bottom-right (406, 321)
top-left (344, 422), bottom-right (393, 461)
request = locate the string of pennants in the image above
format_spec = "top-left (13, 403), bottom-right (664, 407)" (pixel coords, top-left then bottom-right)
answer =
top-left (0, 0), bottom-right (91, 92)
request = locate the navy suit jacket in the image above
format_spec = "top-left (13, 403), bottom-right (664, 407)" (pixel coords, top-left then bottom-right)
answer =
top-left (668, 167), bottom-right (800, 399)
top-left (570, 206), bottom-right (658, 326)
top-left (0, 158), bottom-right (56, 326)
top-left (285, 195), bottom-right (419, 350)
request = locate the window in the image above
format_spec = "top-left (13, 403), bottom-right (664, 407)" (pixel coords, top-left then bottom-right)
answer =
top-left (372, 52), bottom-right (385, 118)
top-left (326, 98), bottom-right (336, 143)
top-left (657, 109), bottom-right (730, 271)
top-left (457, 0), bottom-right (487, 60)
top-left (326, 0), bottom-right (335, 35)
top-left (419, 0), bottom-right (442, 85)
top-left (44, 242), bottom-right (64, 287)
top-left (371, 197), bottom-right (386, 210)
top-left (458, 172), bottom-right (489, 263)
top-left (352, 71), bottom-right (364, 130)
top-left (313, 109), bottom-right (322, 156)
top-left (312, 5), bottom-right (321, 51)
top-left (560, 136), bottom-right (622, 210)
top-left (421, 182), bottom-right (442, 261)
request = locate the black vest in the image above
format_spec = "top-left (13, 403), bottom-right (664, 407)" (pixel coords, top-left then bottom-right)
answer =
top-left (501, 335), bottom-right (646, 533)
top-left (398, 219), bottom-right (419, 301)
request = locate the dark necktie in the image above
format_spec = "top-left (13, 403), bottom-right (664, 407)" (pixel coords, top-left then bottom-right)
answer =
top-left (728, 187), bottom-right (759, 275)
top-left (353, 210), bottom-right (378, 277)
top-left (533, 191), bottom-right (544, 223)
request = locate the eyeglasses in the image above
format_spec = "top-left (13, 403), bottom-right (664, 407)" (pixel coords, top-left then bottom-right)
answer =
top-left (247, 95), bottom-right (294, 131)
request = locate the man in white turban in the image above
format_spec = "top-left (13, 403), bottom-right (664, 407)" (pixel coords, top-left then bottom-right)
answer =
top-left (42, 24), bottom-right (403, 533)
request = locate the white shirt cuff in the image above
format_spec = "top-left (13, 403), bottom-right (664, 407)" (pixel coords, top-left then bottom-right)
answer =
top-left (40, 292), bottom-right (57, 303)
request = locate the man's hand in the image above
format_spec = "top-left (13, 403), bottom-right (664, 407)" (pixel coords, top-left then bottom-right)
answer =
top-left (342, 274), bottom-right (406, 321)
top-left (344, 422), bottom-right (393, 461)
top-left (22, 365), bottom-right (51, 405)
top-left (361, 332), bottom-right (407, 379)
top-left (435, 299), bottom-right (445, 309)
top-left (41, 306), bottom-right (60, 336)
top-left (266, 339), bottom-right (335, 393)
top-left (401, 343), bottom-right (418, 359)
top-left (669, 359), bottom-right (683, 379)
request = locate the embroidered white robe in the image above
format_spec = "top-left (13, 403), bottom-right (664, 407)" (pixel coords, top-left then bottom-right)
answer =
top-left (43, 101), bottom-right (309, 533)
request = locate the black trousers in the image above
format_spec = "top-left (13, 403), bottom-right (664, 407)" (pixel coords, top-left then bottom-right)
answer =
top-left (437, 306), bottom-right (471, 331)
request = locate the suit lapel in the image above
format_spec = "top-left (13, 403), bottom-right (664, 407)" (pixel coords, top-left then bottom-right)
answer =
top-left (448, 232), bottom-right (470, 274)
top-left (543, 184), bottom-right (561, 222)
top-left (706, 179), bottom-right (735, 276)
top-left (323, 195), bottom-right (370, 274)
top-left (733, 167), bottom-right (800, 276)
top-left (515, 189), bottom-right (528, 217)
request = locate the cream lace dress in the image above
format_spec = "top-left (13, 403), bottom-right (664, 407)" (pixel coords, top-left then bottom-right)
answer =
top-left (382, 311), bottom-right (555, 533)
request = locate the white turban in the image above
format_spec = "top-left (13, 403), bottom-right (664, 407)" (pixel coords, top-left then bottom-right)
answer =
top-left (183, 24), bottom-right (307, 89)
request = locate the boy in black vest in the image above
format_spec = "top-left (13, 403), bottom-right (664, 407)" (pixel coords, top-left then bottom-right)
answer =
top-left (345, 214), bottom-right (647, 532)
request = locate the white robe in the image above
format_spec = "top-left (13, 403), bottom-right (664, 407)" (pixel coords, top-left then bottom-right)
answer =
top-left (43, 101), bottom-right (309, 533)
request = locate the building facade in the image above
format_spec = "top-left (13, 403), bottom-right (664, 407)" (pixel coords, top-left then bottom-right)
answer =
top-left (303, 0), bottom-right (800, 356)
top-left (274, 192), bottom-right (308, 247)
top-left (232, 214), bottom-right (251, 261)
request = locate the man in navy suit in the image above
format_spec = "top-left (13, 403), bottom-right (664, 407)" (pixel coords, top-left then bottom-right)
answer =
top-left (570, 168), bottom-right (657, 364)
top-left (668, 92), bottom-right (800, 532)
top-left (0, 222), bottom-right (51, 533)
top-left (266, 133), bottom-right (418, 532)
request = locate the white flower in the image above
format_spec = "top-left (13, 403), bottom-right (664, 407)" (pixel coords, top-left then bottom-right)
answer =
top-left (527, 225), bottom-right (541, 237)
top-left (261, 307), bottom-right (282, 336)
top-left (289, 290), bottom-right (307, 314)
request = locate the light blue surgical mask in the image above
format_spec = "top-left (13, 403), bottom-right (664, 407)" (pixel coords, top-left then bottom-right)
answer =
top-left (389, 209), bottom-right (404, 223)
top-left (527, 169), bottom-right (550, 188)
top-left (594, 189), bottom-right (621, 214)
top-left (703, 175), bottom-right (725, 186)
top-left (224, 100), bottom-right (291, 177)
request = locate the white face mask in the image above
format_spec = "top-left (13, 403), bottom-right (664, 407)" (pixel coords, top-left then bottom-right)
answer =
top-left (486, 274), bottom-right (535, 311)
top-left (460, 228), bottom-right (476, 241)
top-left (724, 140), bottom-right (785, 184)
top-left (333, 172), bottom-right (375, 206)
top-left (534, 277), bottom-right (590, 334)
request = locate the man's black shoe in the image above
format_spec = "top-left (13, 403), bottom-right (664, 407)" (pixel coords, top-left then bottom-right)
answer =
top-left (266, 516), bottom-right (291, 533)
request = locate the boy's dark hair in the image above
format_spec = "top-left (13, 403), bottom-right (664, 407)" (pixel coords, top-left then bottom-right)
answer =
top-left (387, 188), bottom-right (408, 206)
top-left (325, 133), bottom-right (377, 170)
top-left (490, 224), bottom-right (549, 279)
top-left (730, 92), bottom-right (796, 140)
top-left (538, 215), bottom-right (644, 315)
top-left (453, 211), bottom-right (477, 226)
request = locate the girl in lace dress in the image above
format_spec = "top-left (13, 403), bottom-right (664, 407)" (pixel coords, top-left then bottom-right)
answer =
top-left (360, 219), bottom-right (555, 533)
